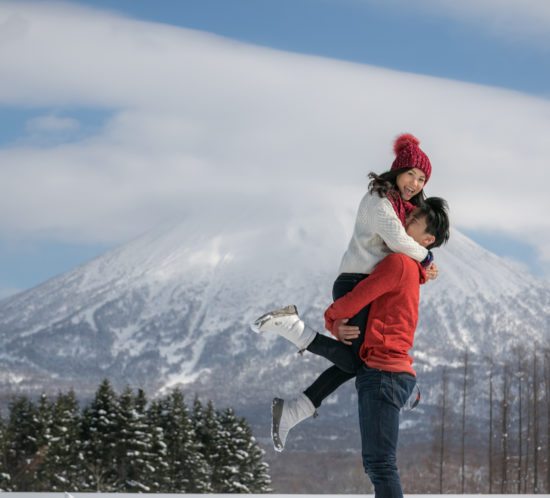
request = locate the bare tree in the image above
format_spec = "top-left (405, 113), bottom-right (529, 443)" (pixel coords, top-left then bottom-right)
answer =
top-left (501, 363), bottom-right (509, 493)
top-left (488, 357), bottom-right (496, 493)
top-left (438, 366), bottom-right (448, 493)
top-left (516, 355), bottom-right (524, 494)
top-left (525, 361), bottom-right (532, 493)
top-left (461, 351), bottom-right (468, 493)
top-left (545, 349), bottom-right (550, 493)
top-left (533, 347), bottom-right (539, 492)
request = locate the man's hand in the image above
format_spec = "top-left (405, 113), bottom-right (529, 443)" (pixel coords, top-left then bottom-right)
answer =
top-left (425, 262), bottom-right (439, 281)
top-left (332, 318), bottom-right (360, 345)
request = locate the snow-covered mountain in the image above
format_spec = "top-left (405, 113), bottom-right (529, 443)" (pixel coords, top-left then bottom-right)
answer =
top-left (0, 210), bottom-right (548, 449)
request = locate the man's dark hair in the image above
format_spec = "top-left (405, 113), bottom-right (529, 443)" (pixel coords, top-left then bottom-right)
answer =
top-left (416, 197), bottom-right (450, 249)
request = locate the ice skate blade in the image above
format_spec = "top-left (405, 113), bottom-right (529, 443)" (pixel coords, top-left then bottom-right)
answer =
top-left (271, 397), bottom-right (285, 452)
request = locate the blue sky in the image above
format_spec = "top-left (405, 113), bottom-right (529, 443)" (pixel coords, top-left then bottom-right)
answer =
top-left (1, 0), bottom-right (549, 296)
top-left (70, 0), bottom-right (550, 97)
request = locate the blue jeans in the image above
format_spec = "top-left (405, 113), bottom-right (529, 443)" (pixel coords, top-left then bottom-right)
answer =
top-left (355, 365), bottom-right (416, 498)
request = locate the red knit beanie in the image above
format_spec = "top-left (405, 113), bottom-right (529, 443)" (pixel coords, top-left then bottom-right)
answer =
top-left (391, 133), bottom-right (432, 183)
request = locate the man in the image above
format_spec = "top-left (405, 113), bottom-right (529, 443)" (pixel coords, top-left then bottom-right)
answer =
top-left (252, 197), bottom-right (450, 497)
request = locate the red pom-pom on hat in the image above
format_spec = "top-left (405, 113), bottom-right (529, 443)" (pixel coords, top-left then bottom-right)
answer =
top-left (390, 132), bottom-right (432, 183)
top-left (393, 133), bottom-right (420, 155)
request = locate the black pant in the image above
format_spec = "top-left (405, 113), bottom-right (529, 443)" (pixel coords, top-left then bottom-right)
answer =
top-left (303, 273), bottom-right (370, 408)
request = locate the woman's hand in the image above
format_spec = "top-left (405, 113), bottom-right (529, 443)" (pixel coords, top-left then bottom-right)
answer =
top-left (332, 318), bottom-right (360, 345)
top-left (425, 262), bottom-right (439, 281)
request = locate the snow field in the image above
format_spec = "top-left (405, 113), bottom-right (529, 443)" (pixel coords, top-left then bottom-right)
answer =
top-left (5, 493), bottom-right (547, 498)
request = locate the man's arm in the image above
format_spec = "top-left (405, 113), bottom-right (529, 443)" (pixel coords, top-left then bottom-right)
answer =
top-left (324, 254), bottom-right (404, 334)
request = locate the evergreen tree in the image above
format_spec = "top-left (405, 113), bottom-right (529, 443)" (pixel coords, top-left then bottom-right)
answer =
top-left (146, 399), bottom-right (171, 491)
top-left (80, 379), bottom-right (119, 491)
top-left (5, 395), bottom-right (40, 490)
top-left (34, 393), bottom-right (54, 490)
top-left (114, 387), bottom-right (157, 492)
top-left (114, 386), bottom-right (138, 490)
top-left (130, 388), bottom-right (160, 491)
top-left (163, 390), bottom-right (210, 492)
top-left (216, 408), bottom-right (271, 493)
top-left (0, 381), bottom-right (272, 494)
top-left (214, 407), bottom-right (246, 492)
top-left (193, 398), bottom-right (223, 490)
top-left (237, 417), bottom-right (271, 492)
top-left (0, 415), bottom-right (11, 491)
top-left (37, 390), bottom-right (83, 491)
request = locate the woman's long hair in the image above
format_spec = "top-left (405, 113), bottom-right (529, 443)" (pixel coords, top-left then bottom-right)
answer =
top-left (368, 168), bottom-right (426, 206)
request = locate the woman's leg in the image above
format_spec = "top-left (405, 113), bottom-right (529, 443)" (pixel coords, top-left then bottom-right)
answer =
top-left (305, 300), bottom-right (370, 373)
top-left (302, 273), bottom-right (370, 405)
top-left (307, 272), bottom-right (370, 370)
top-left (332, 273), bottom-right (370, 361)
top-left (270, 273), bottom-right (370, 451)
top-left (303, 365), bottom-right (355, 408)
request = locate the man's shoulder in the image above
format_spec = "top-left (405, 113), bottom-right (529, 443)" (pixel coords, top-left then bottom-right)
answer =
top-left (380, 253), bottom-right (421, 275)
top-left (373, 253), bottom-right (406, 275)
top-left (383, 252), bottom-right (408, 265)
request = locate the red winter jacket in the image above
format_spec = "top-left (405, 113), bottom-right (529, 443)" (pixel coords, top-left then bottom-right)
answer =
top-left (324, 253), bottom-right (426, 376)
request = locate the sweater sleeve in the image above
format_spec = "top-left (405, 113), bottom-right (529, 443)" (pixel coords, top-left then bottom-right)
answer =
top-left (373, 197), bottom-right (428, 262)
top-left (324, 254), bottom-right (404, 334)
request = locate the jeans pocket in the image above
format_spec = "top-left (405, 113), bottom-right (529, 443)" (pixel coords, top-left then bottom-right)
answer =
top-left (355, 366), bottom-right (382, 397)
top-left (391, 374), bottom-right (417, 409)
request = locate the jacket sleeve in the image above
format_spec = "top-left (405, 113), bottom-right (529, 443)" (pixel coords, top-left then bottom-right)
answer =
top-left (324, 254), bottom-right (404, 334)
top-left (373, 198), bottom-right (428, 262)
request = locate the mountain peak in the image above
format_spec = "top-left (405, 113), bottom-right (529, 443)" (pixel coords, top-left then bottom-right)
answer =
top-left (0, 213), bottom-right (547, 403)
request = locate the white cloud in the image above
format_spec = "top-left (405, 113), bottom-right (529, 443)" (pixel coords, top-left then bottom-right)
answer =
top-left (26, 114), bottom-right (80, 133)
top-left (372, 0), bottom-right (550, 48)
top-left (0, 2), bottom-right (549, 269)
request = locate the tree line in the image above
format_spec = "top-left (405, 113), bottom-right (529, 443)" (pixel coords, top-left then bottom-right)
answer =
top-left (424, 345), bottom-right (550, 493)
top-left (0, 379), bottom-right (271, 493)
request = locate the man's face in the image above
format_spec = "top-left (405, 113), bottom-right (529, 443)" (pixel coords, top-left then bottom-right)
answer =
top-left (406, 209), bottom-right (435, 248)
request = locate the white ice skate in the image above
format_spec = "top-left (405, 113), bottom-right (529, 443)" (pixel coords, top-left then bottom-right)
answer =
top-left (271, 394), bottom-right (316, 452)
top-left (250, 305), bottom-right (316, 351)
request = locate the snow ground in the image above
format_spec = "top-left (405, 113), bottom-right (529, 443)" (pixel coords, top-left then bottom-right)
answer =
top-left (4, 494), bottom-right (547, 498)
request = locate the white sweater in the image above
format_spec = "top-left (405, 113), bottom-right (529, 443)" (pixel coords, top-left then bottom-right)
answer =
top-left (338, 191), bottom-right (428, 275)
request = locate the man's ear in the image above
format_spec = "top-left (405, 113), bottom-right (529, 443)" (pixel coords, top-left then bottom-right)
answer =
top-left (424, 234), bottom-right (436, 247)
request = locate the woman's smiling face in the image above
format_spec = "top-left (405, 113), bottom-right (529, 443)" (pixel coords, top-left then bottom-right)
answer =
top-left (396, 168), bottom-right (426, 201)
